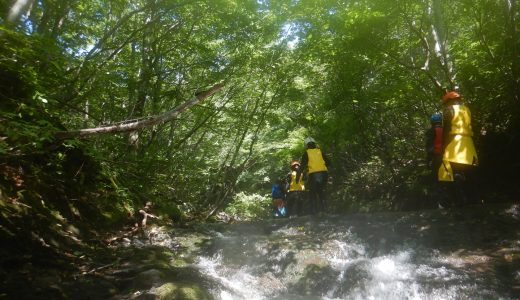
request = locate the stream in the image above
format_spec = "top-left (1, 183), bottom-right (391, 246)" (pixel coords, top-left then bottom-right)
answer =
top-left (108, 203), bottom-right (520, 299)
top-left (10, 204), bottom-right (520, 299)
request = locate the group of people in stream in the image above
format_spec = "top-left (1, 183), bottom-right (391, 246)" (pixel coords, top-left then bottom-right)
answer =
top-left (425, 90), bottom-right (479, 208)
top-left (271, 137), bottom-right (330, 217)
top-left (271, 90), bottom-right (479, 217)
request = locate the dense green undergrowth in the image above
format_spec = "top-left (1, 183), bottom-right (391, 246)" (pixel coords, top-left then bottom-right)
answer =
top-left (0, 27), bottom-right (129, 263)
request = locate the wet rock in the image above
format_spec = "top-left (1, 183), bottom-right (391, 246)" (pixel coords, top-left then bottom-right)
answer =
top-left (153, 283), bottom-right (178, 299)
top-left (335, 260), bottom-right (372, 296)
top-left (150, 282), bottom-right (212, 300)
top-left (133, 269), bottom-right (164, 289)
top-left (292, 264), bottom-right (339, 296)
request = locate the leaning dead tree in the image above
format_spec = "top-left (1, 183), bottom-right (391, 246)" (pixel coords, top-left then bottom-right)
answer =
top-left (56, 82), bottom-right (225, 139)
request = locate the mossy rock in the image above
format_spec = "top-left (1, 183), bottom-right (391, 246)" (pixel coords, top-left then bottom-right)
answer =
top-left (133, 269), bottom-right (164, 289)
top-left (153, 282), bottom-right (212, 300)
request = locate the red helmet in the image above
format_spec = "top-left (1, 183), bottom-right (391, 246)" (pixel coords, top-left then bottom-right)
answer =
top-left (442, 91), bottom-right (461, 103)
top-left (290, 160), bottom-right (300, 168)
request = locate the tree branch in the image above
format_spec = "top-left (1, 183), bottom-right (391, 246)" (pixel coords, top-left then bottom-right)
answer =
top-left (55, 82), bottom-right (225, 139)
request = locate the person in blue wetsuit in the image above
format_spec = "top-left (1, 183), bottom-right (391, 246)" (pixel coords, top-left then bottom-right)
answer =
top-left (271, 177), bottom-right (287, 217)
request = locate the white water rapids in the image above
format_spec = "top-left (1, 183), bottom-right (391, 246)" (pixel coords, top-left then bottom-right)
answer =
top-left (189, 207), bottom-right (519, 299)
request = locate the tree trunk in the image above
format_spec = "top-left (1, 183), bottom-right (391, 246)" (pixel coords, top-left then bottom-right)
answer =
top-left (429, 0), bottom-right (456, 87)
top-left (6, 0), bottom-right (35, 23)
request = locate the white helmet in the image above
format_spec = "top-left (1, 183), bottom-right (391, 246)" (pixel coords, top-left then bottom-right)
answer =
top-left (304, 137), bottom-right (316, 146)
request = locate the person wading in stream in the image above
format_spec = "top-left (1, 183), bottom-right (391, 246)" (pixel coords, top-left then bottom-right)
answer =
top-left (297, 137), bottom-right (330, 215)
top-left (437, 90), bottom-right (479, 206)
top-left (426, 113), bottom-right (444, 176)
top-left (285, 160), bottom-right (306, 216)
top-left (425, 113), bottom-right (446, 207)
top-left (271, 177), bottom-right (287, 217)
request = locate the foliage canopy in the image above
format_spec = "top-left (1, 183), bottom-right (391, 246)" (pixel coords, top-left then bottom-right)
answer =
top-left (1, 0), bottom-right (519, 218)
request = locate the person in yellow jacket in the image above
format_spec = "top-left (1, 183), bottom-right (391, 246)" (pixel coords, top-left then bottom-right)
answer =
top-left (285, 160), bottom-right (306, 216)
top-left (437, 91), bottom-right (478, 204)
top-left (296, 137), bottom-right (330, 214)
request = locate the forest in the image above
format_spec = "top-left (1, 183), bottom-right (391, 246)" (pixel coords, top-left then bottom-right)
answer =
top-left (1, 0), bottom-right (520, 297)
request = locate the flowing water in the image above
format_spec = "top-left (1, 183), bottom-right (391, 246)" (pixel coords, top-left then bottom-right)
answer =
top-left (185, 205), bottom-right (520, 299)
top-left (6, 204), bottom-right (520, 299)
top-left (104, 204), bottom-right (520, 299)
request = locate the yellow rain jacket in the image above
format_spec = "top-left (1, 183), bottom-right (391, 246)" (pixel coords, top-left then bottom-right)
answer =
top-left (288, 171), bottom-right (305, 192)
top-left (438, 104), bottom-right (478, 182)
top-left (306, 148), bottom-right (328, 174)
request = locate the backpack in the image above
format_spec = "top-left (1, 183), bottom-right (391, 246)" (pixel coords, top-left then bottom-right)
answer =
top-left (271, 183), bottom-right (284, 199)
top-left (433, 126), bottom-right (443, 155)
